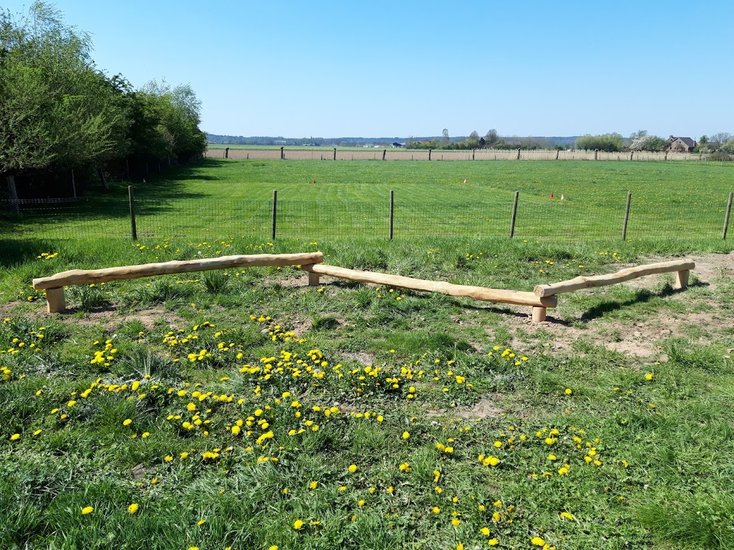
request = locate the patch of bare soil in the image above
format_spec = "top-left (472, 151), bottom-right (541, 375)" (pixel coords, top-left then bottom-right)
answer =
top-left (503, 253), bottom-right (733, 360)
top-left (340, 351), bottom-right (378, 367)
top-left (427, 396), bottom-right (504, 421)
top-left (66, 305), bottom-right (182, 332)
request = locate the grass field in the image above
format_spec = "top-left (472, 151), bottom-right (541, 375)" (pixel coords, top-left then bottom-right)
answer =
top-left (3, 159), bottom-right (733, 245)
top-left (1, 159), bottom-right (734, 549)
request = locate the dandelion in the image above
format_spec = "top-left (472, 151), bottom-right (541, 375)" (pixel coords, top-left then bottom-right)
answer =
top-left (197, 518), bottom-right (206, 526)
top-left (123, 418), bottom-right (133, 426)
top-left (81, 506), bottom-right (94, 515)
top-left (480, 527), bottom-right (491, 536)
top-left (399, 462), bottom-right (411, 473)
top-left (564, 388), bottom-right (573, 395)
top-left (431, 506), bottom-right (441, 514)
top-left (531, 536), bottom-right (546, 547)
top-left (10, 433), bottom-right (20, 441)
top-left (128, 503), bottom-right (139, 514)
top-left (451, 518), bottom-right (461, 527)
top-left (645, 372), bottom-right (654, 381)
top-left (347, 464), bottom-right (358, 473)
top-left (402, 431), bottom-right (410, 440)
top-left (488, 539), bottom-right (499, 546)
top-left (308, 481), bottom-right (319, 490)
top-left (560, 511), bottom-right (575, 521)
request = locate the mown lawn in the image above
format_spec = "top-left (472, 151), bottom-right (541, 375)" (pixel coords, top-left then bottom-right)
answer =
top-left (2, 159), bottom-right (732, 243)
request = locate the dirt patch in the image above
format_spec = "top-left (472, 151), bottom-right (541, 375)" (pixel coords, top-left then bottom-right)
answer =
top-left (340, 351), bottom-right (378, 366)
top-left (427, 396), bottom-right (504, 421)
top-left (502, 253), bottom-right (733, 359)
top-left (64, 305), bottom-right (182, 332)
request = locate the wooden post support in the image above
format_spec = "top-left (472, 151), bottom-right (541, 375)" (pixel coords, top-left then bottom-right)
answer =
top-left (555, 149), bottom-right (560, 160)
top-left (271, 190), bottom-right (278, 241)
top-left (280, 147), bottom-right (285, 160)
top-left (674, 270), bottom-right (689, 290)
top-left (517, 147), bottom-right (521, 160)
top-left (382, 149), bottom-right (386, 161)
top-left (594, 149), bottom-right (598, 160)
top-left (622, 191), bottom-right (632, 241)
top-left (307, 271), bottom-right (320, 286)
top-left (71, 169), bottom-right (77, 198)
top-left (333, 147), bottom-right (337, 161)
top-left (509, 191), bottom-right (519, 238)
top-left (128, 185), bottom-right (137, 240)
top-left (722, 191), bottom-right (733, 240)
top-left (428, 149), bottom-right (432, 161)
top-left (45, 288), bottom-right (66, 313)
top-left (389, 190), bottom-right (395, 240)
top-left (532, 306), bottom-right (547, 323)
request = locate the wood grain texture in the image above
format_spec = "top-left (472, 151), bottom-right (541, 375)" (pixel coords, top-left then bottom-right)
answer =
top-left (534, 260), bottom-right (695, 297)
top-left (303, 264), bottom-right (557, 307)
top-left (33, 252), bottom-right (324, 289)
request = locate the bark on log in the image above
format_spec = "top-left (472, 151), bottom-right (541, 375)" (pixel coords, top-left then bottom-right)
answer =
top-left (303, 264), bottom-right (556, 307)
top-left (33, 252), bottom-right (324, 289)
top-left (534, 260), bottom-right (695, 297)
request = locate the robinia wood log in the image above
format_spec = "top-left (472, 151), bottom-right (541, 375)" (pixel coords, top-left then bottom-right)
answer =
top-left (33, 252), bottom-right (324, 290)
top-left (302, 264), bottom-right (557, 308)
top-left (533, 259), bottom-right (695, 297)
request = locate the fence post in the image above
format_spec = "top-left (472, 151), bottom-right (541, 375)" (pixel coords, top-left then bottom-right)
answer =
top-left (622, 191), bottom-right (632, 241)
top-left (389, 190), bottom-right (395, 240)
top-left (333, 147), bottom-right (337, 161)
top-left (128, 185), bottom-right (138, 240)
top-left (271, 190), bottom-right (278, 240)
top-left (383, 149), bottom-right (386, 161)
top-left (509, 191), bottom-right (519, 238)
top-left (723, 191), bottom-right (733, 240)
top-left (280, 147), bottom-right (285, 160)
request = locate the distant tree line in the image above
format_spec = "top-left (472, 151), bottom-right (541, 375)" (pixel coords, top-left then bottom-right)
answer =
top-left (1, 2), bottom-right (206, 199)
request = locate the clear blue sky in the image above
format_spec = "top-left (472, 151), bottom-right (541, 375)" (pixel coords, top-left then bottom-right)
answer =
top-left (4, 0), bottom-right (733, 138)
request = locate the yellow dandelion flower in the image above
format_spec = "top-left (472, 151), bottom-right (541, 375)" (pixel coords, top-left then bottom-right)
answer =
top-left (10, 433), bottom-right (21, 441)
top-left (122, 418), bottom-right (132, 426)
top-left (451, 518), bottom-right (461, 527)
top-left (431, 506), bottom-right (441, 514)
top-left (645, 372), bottom-right (654, 381)
top-left (564, 388), bottom-right (573, 395)
top-left (488, 538), bottom-right (499, 546)
top-left (480, 526), bottom-right (491, 536)
top-left (402, 431), bottom-right (410, 440)
top-left (560, 511), bottom-right (575, 521)
top-left (81, 506), bottom-right (93, 515)
top-left (531, 536), bottom-right (546, 546)
top-left (347, 464), bottom-right (358, 473)
top-left (128, 502), bottom-right (139, 514)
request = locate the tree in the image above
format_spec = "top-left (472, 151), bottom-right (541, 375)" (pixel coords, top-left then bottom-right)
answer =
top-left (575, 133), bottom-right (625, 152)
top-left (484, 129), bottom-right (498, 147)
top-left (0, 2), bottom-right (126, 182)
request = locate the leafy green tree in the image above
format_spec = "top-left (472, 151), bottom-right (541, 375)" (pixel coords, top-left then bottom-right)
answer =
top-left (575, 133), bottom-right (625, 152)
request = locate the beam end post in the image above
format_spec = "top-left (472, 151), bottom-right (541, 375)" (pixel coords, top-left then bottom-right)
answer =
top-left (46, 287), bottom-right (66, 313)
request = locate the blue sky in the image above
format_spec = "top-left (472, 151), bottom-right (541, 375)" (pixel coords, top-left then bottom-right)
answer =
top-left (4, 0), bottom-right (733, 138)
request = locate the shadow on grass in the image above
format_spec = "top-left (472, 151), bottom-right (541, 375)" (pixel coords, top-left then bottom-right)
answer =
top-left (0, 239), bottom-right (63, 268)
top-left (0, 159), bottom-right (230, 236)
top-left (578, 283), bottom-right (702, 322)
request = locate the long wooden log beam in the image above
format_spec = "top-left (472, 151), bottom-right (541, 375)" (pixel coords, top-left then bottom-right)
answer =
top-left (302, 263), bottom-right (557, 308)
top-left (534, 259), bottom-right (695, 298)
top-left (33, 252), bottom-right (324, 290)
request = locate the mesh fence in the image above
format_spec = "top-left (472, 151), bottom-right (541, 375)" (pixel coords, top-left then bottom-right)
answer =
top-left (1, 192), bottom-right (731, 243)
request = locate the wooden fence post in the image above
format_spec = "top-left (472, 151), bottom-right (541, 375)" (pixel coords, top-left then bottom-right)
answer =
top-left (509, 191), bottom-right (519, 238)
top-left (271, 190), bottom-right (278, 240)
top-left (280, 147), bottom-right (285, 160)
top-left (622, 191), bottom-right (632, 241)
top-left (128, 185), bottom-right (138, 240)
top-left (428, 149), bottom-right (432, 161)
top-left (333, 147), bottom-right (337, 161)
top-left (723, 191), bottom-right (733, 240)
top-left (555, 149), bottom-right (560, 160)
top-left (382, 149), bottom-right (386, 161)
top-left (389, 190), bottom-right (395, 240)
top-left (71, 169), bottom-right (77, 198)
top-left (517, 147), bottom-right (521, 160)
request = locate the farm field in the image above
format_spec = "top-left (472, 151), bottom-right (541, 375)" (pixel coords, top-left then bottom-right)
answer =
top-left (3, 159), bottom-right (733, 245)
top-left (1, 159), bottom-right (734, 549)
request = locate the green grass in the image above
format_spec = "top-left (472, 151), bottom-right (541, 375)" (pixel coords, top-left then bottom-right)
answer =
top-left (1, 159), bottom-right (734, 548)
top-left (2, 158), bottom-right (732, 244)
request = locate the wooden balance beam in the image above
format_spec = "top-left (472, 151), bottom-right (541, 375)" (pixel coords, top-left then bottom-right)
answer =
top-left (301, 263), bottom-right (557, 321)
top-left (533, 259), bottom-right (694, 298)
top-left (32, 252), bottom-right (324, 313)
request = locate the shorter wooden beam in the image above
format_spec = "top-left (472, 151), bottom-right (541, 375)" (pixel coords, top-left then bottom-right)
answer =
top-left (33, 252), bottom-right (324, 290)
top-left (302, 264), bottom-right (556, 308)
top-left (534, 259), bottom-right (695, 297)
top-left (45, 288), bottom-right (66, 313)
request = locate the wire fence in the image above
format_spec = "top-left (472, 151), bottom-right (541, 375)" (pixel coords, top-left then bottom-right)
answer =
top-left (2, 190), bottom-right (732, 243)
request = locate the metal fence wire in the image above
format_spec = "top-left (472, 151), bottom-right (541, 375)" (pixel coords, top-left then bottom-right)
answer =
top-left (1, 190), bottom-right (732, 242)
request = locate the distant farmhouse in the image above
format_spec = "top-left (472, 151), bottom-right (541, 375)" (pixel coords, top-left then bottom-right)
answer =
top-left (668, 136), bottom-right (696, 152)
